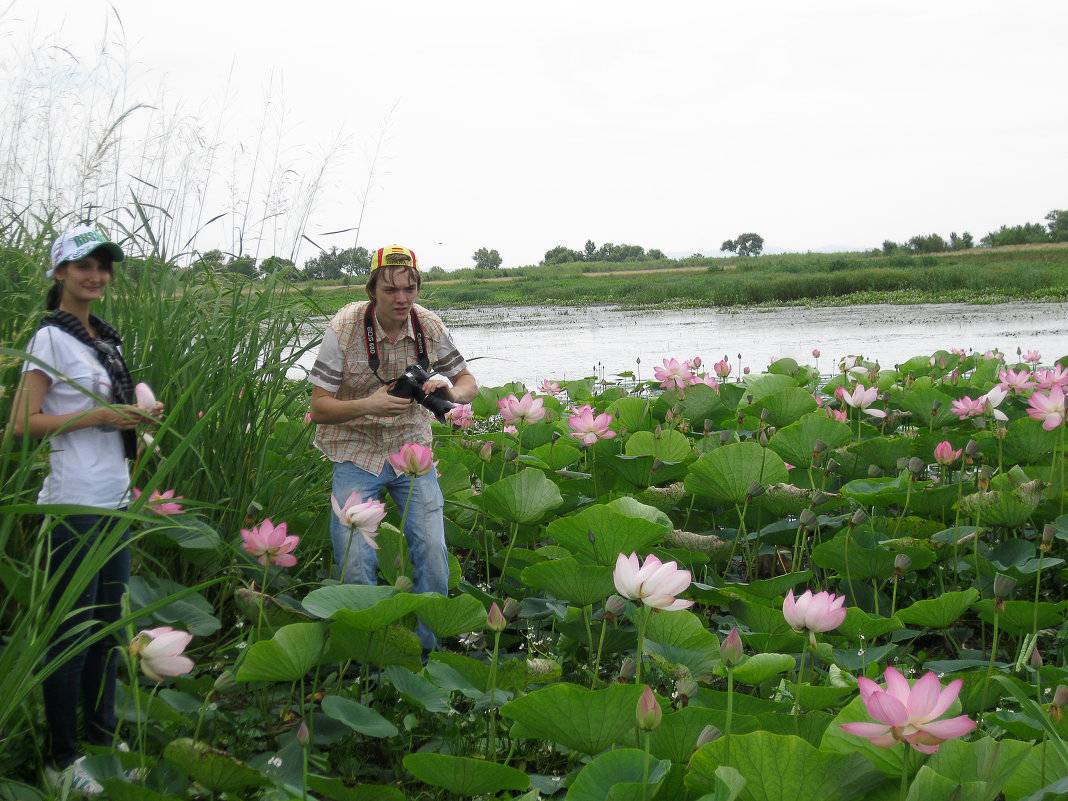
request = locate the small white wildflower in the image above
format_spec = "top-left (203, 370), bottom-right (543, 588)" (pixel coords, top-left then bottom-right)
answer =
top-left (236, 641), bottom-right (248, 650)
top-left (937, 672), bottom-right (944, 678)
top-left (858, 649), bottom-right (865, 656)
top-left (268, 756), bottom-right (283, 768)
top-left (208, 702), bottom-right (218, 711)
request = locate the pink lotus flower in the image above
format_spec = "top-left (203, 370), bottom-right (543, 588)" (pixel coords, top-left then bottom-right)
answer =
top-left (613, 553), bottom-right (694, 611)
top-left (951, 347), bottom-right (967, 357)
top-left (1034, 364), bottom-right (1068, 392)
top-left (782, 589), bottom-right (846, 633)
top-left (997, 368), bottom-right (1035, 394)
top-left (720, 626), bottom-right (744, 667)
top-left (1027, 386), bottom-right (1066, 431)
top-left (389, 442), bottom-right (435, 477)
top-left (134, 382), bottom-right (157, 412)
top-left (839, 384), bottom-right (886, 418)
top-left (538, 379), bottom-right (562, 396)
top-left (1023, 350), bottom-right (1042, 364)
top-left (487, 602), bottom-right (506, 632)
top-left (331, 492), bottom-right (387, 550)
top-left (132, 487), bottom-right (184, 515)
top-left (688, 374), bottom-right (719, 389)
top-left (304, 412), bottom-right (313, 424)
top-left (653, 358), bottom-right (693, 390)
top-left (825, 407), bottom-right (848, 423)
top-left (567, 407), bottom-right (616, 445)
top-left (636, 685), bottom-right (662, 730)
top-left (129, 626), bottom-right (194, 682)
top-left (503, 424), bottom-right (518, 434)
top-left (933, 441), bottom-right (961, 466)
top-left (713, 359), bottom-right (732, 379)
top-left (568, 403), bottom-right (594, 416)
top-left (497, 392), bottom-right (545, 425)
top-left (685, 356), bottom-right (702, 371)
top-left (479, 441), bottom-right (494, 461)
top-left (446, 403), bottom-right (473, 428)
top-left (812, 348), bottom-right (821, 358)
top-left (241, 518), bottom-right (300, 567)
top-left (839, 666), bottom-right (976, 753)
top-left (743, 366), bottom-right (751, 374)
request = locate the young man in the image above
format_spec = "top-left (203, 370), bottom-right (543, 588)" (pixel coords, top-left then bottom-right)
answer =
top-left (308, 245), bottom-right (477, 653)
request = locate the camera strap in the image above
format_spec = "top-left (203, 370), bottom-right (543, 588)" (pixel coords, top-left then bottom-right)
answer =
top-left (363, 304), bottom-right (430, 385)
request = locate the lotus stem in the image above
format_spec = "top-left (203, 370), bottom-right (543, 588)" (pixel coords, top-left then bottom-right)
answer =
top-left (899, 744), bottom-right (909, 801)
top-left (725, 666), bottom-right (734, 768)
top-left (486, 628), bottom-right (502, 758)
top-left (635, 605), bottom-right (650, 685)
top-left (399, 481), bottom-right (415, 578)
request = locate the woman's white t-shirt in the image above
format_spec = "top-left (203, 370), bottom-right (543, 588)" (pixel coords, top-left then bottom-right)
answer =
top-left (23, 326), bottom-right (131, 509)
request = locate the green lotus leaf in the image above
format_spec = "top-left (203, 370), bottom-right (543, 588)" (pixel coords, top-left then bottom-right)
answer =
top-left (545, 504), bottom-right (666, 566)
top-left (435, 458), bottom-right (473, 497)
top-left (602, 454), bottom-right (689, 488)
top-left (305, 776), bottom-right (406, 801)
top-left (689, 730), bottom-right (883, 800)
top-left (840, 474), bottom-right (911, 507)
top-left (974, 599), bottom-right (1067, 636)
top-left (743, 373), bottom-right (798, 401)
top-left (128, 575), bottom-right (220, 636)
top-left (162, 739), bottom-right (269, 793)
top-left (895, 384), bottom-right (960, 429)
top-left (1003, 416), bottom-right (1058, 464)
top-left (845, 436), bottom-right (912, 475)
top-left (811, 534), bottom-right (897, 580)
top-left (520, 557), bottom-right (615, 606)
top-left (768, 414), bottom-right (852, 468)
top-left (644, 705), bottom-right (723, 764)
top-left (382, 665), bottom-right (453, 713)
top-left (325, 592), bottom-right (429, 632)
top-left (750, 387), bottom-right (819, 429)
top-left (956, 489), bottom-right (1042, 528)
top-left (302, 584), bottom-right (397, 618)
top-left (607, 396), bottom-right (655, 432)
top-left (402, 753), bottom-right (529, 796)
top-left (896, 589), bottom-right (979, 629)
top-left (607, 496), bottom-right (674, 528)
top-left (235, 622), bottom-right (327, 682)
top-left (685, 442), bottom-right (790, 505)
top-left (652, 382), bottom-right (734, 429)
top-left (501, 682), bottom-right (644, 755)
top-left (922, 735), bottom-right (1033, 801)
top-left (733, 653), bottom-right (795, 685)
top-left (414, 593), bottom-right (488, 638)
top-left (321, 694), bottom-right (399, 738)
top-left (565, 748), bottom-right (670, 801)
top-left (528, 440), bottom-right (583, 470)
top-left (836, 607), bottom-right (905, 642)
top-left (1002, 740), bottom-right (1068, 800)
top-left (481, 468), bottom-right (564, 525)
top-left (324, 621), bottom-right (422, 667)
top-left (796, 684), bottom-right (854, 711)
top-left (624, 428), bottom-right (694, 462)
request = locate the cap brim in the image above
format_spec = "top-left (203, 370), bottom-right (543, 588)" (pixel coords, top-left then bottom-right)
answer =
top-left (92, 242), bottom-right (125, 263)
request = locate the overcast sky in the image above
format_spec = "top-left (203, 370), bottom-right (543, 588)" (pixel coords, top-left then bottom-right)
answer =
top-left (5, 0), bottom-right (1067, 269)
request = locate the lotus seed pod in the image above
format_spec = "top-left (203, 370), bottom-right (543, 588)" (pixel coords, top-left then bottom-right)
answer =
top-left (502, 597), bottom-right (521, 620)
top-left (394, 575), bottom-right (414, 593)
top-left (896, 457), bottom-right (910, 472)
top-left (695, 725), bottom-right (721, 748)
top-left (720, 430), bottom-right (731, 445)
top-left (894, 553), bottom-right (912, 573)
top-left (1054, 685), bottom-right (1068, 709)
top-left (676, 678), bottom-right (699, 702)
top-left (799, 509), bottom-right (817, 531)
top-left (812, 439), bottom-right (827, 454)
top-left (868, 464), bottom-right (883, 477)
top-left (907, 457), bottom-right (925, 474)
top-left (811, 490), bottom-right (829, 506)
top-left (213, 670), bottom-right (240, 696)
top-left (619, 658), bottom-right (637, 680)
top-left (965, 439), bottom-right (980, 457)
top-left (852, 509), bottom-right (869, 526)
top-left (550, 430), bottom-right (562, 443)
top-left (605, 595), bottom-right (626, 618)
top-left (747, 481), bottom-right (766, 498)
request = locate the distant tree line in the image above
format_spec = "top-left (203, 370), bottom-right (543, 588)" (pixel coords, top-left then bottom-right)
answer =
top-left (882, 209), bottom-right (1068, 254)
top-left (539, 240), bottom-right (665, 266)
top-left (191, 246), bottom-right (372, 281)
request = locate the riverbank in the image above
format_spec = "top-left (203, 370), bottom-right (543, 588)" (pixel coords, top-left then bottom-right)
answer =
top-left (302, 243), bottom-right (1068, 314)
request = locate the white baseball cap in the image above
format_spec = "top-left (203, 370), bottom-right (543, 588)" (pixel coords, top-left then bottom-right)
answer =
top-left (48, 225), bottom-right (125, 278)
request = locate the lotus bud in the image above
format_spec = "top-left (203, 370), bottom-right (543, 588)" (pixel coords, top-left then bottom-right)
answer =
top-left (799, 509), bottom-right (817, 531)
top-left (743, 366), bottom-right (750, 374)
top-left (695, 725), bottom-right (721, 749)
top-left (636, 685), bottom-right (662, 731)
top-left (665, 408), bottom-right (679, 422)
top-left (676, 678), bottom-right (699, 704)
top-left (758, 429), bottom-right (770, 447)
top-left (1041, 524), bottom-right (1056, 552)
top-left (1031, 648), bottom-right (1043, 670)
top-left (134, 381), bottom-right (157, 412)
top-left (605, 595), bottom-right (626, 618)
top-left (867, 464), bottom-right (883, 477)
top-left (502, 597), bottom-right (521, 620)
top-left (747, 481), bottom-right (765, 499)
top-left (720, 626), bottom-right (744, 667)
top-left (993, 573), bottom-right (1017, 601)
top-left (907, 457), bottom-right (925, 475)
top-left (213, 669), bottom-right (240, 696)
top-left (394, 575), bottom-right (414, 593)
top-left (296, 719), bottom-right (310, 747)
top-left (618, 658), bottom-right (636, 681)
top-left (487, 602), bottom-right (507, 632)
top-left (654, 424), bottom-right (663, 438)
top-left (851, 509), bottom-right (868, 526)
top-left (479, 441), bottom-right (494, 461)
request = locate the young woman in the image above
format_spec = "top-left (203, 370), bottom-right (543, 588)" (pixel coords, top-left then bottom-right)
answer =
top-left (9, 225), bottom-right (161, 793)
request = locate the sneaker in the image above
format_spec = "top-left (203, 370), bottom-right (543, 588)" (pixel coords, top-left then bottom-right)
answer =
top-left (115, 741), bottom-right (146, 782)
top-left (43, 756), bottom-right (103, 796)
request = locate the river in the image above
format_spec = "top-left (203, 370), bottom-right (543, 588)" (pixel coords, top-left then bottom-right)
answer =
top-left (292, 301), bottom-right (1068, 390)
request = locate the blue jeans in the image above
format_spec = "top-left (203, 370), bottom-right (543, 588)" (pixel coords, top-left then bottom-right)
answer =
top-left (330, 461), bottom-right (448, 652)
top-left (42, 513), bottom-right (130, 768)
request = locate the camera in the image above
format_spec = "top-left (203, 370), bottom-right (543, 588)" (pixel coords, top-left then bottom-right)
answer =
top-left (388, 363), bottom-right (455, 424)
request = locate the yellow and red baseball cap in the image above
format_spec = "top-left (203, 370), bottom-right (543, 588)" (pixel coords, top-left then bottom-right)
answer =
top-left (371, 245), bottom-right (418, 271)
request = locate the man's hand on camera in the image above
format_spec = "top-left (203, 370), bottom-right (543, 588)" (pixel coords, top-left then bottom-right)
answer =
top-left (364, 384), bottom-right (412, 417)
top-left (421, 379), bottom-right (451, 398)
